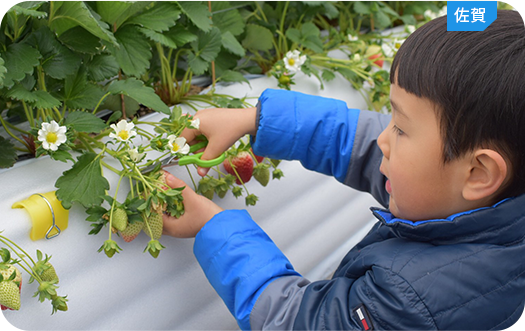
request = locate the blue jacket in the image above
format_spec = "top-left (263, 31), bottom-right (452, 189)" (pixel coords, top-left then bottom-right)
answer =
top-left (193, 89), bottom-right (525, 330)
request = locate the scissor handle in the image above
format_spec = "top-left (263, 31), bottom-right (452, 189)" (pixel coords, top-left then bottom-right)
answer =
top-left (189, 140), bottom-right (208, 153)
top-left (178, 152), bottom-right (226, 167)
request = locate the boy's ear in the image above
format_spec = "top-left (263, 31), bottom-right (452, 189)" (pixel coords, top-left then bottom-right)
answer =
top-left (462, 149), bottom-right (508, 201)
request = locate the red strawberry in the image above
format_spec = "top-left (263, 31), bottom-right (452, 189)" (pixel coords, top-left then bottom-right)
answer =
top-left (250, 148), bottom-right (264, 163)
top-left (368, 54), bottom-right (384, 68)
top-left (223, 152), bottom-right (254, 185)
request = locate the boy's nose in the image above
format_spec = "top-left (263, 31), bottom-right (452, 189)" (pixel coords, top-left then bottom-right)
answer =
top-left (377, 123), bottom-right (390, 159)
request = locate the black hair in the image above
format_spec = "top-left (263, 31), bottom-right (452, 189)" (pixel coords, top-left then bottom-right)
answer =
top-left (390, 9), bottom-right (525, 200)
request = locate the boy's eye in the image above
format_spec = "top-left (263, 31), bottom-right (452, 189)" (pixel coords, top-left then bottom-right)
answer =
top-left (392, 124), bottom-right (405, 136)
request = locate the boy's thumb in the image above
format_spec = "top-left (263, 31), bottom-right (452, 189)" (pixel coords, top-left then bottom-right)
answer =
top-left (164, 171), bottom-right (186, 189)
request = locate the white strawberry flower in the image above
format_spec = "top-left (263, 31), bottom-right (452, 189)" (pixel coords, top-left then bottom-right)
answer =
top-left (109, 120), bottom-right (137, 143)
top-left (283, 50), bottom-right (307, 73)
top-left (406, 25), bottom-right (416, 34)
top-left (348, 34), bottom-right (359, 42)
top-left (189, 118), bottom-right (200, 130)
top-left (167, 135), bottom-right (190, 155)
top-left (127, 147), bottom-right (145, 163)
top-left (38, 120), bottom-right (67, 151)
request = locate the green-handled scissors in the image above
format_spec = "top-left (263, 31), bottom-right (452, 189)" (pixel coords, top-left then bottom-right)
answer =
top-left (141, 138), bottom-right (226, 174)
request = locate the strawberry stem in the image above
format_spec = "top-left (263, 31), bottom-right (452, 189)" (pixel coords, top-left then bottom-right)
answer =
top-left (109, 172), bottom-right (126, 239)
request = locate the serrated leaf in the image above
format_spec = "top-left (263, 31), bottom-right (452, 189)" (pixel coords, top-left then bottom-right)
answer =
top-left (106, 25), bottom-right (151, 77)
top-left (321, 69), bottom-right (336, 82)
top-left (95, 1), bottom-right (151, 30)
top-left (187, 53), bottom-right (209, 76)
top-left (217, 70), bottom-right (249, 85)
top-left (353, 1), bottom-right (371, 15)
top-left (138, 27), bottom-right (178, 49)
top-left (86, 54), bottom-right (119, 82)
top-left (242, 24), bottom-right (273, 51)
top-left (7, 2), bottom-right (47, 18)
top-left (178, 2), bottom-right (212, 32)
top-left (0, 136), bottom-right (18, 168)
top-left (61, 70), bottom-right (105, 110)
top-left (49, 1), bottom-right (117, 46)
top-left (0, 43), bottom-right (41, 89)
top-left (285, 28), bottom-right (301, 44)
top-left (28, 26), bottom-right (82, 80)
top-left (58, 26), bottom-right (101, 54)
top-left (221, 31), bottom-right (245, 57)
top-left (5, 84), bottom-right (38, 103)
top-left (126, 2), bottom-right (181, 32)
top-left (101, 94), bottom-right (139, 118)
top-left (31, 90), bottom-right (62, 109)
top-left (303, 35), bottom-right (324, 53)
top-left (191, 27), bottom-right (222, 62)
top-left (55, 152), bottom-right (110, 209)
top-left (65, 111), bottom-right (107, 133)
top-left (164, 25), bottom-right (197, 47)
top-left (211, 2), bottom-right (245, 36)
top-left (107, 78), bottom-right (170, 114)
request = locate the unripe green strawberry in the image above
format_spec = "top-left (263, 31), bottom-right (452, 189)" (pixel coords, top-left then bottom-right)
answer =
top-left (0, 281), bottom-right (21, 310)
top-left (144, 213), bottom-right (163, 240)
top-left (253, 163), bottom-right (270, 187)
top-left (0, 264), bottom-right (21, 284)
top-left (120, 221), bottom-right (144, 242)
top-left (112, 208), bottom-right (128, 232)
top-left (0, 264), bottom-right (22, 311)
top-left (40, 262), bottom-right (59, 283)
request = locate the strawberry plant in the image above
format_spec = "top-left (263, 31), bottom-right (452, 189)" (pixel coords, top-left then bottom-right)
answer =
top-left (0, 233), bottom-right (67, 313)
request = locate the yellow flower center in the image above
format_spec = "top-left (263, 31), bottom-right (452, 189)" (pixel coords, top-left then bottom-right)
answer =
top-left (288, 58), bottom-right (295, 65)
top-left (172, 143), bottom-right (180, 152)
top-left (118, 130), bottom-right (129, 141)
top-left (46, 132), bottom-right (58, 144)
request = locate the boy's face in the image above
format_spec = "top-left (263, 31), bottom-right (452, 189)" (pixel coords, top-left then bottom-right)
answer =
top-left (377, 84), bottom-right (471, 221)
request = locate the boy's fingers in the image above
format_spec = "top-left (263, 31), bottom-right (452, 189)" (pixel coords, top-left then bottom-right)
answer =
top-left (180, 127), bottom-right (200, 145)
top-left (164, 171), bottom-right (188, 190)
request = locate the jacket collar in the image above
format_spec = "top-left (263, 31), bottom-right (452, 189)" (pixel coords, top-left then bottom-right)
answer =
top-left (371, 194), bottom-right (525, 245)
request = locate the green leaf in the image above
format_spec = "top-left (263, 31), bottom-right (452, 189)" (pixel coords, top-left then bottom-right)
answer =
top-left (107, 78), bottom-right (170, 114)
top-left (28, 26), bottom-right (82, 80)
top-left (211, 2), bottom-right (245, 36)
top-left (285, 28), bottom-right (301, 44)
top-left (61, 70), bottom-right (105, 110)
top-left (163, 25), bottom-right (197, 47)
top-left (0, 136), bottom-right (18, 169)
top-left (49, 1), bottom-right (117, 46)
top-left (31, 90), bottom-right (62, 109)
top-left (50, 149), bottom-right (74, 163)
top-left (189, 26), bottom-right (222, 65)
top-left (321, 69), bottom-right (336, 82)
top-left (242, 24), bottom-right (273, 51)
top-left (86, 54), bottom-right (120, 82)
top-left (106, 25), bottom-right (151, 78)
top-left (178, 1), bottom-right (212, 32)
top-left (374, 10), bottom-right (392, 29)
top-left (0, 0), bottom-right (47, 18)
top-left (353, 1), bottom-right (371, 14)
top-left (5, 84), bottom-right (38, 103)
top-left (7, 2), bottom-right (47, 18)
top-left (101, 94), bottom-right (140, 118)
top-left (58, 26), bottom-right (102, 54)
top-left (217, 70), bottom-right (249, 85)
top-left (221, 31), bottom-right (245, 57)
top-left (95, 1), bottom-right (151, 30)
top-left (65, 111), bottom-right (107, 133)
top-left (55, 152), bottom-right (110, 209)
top-left (0, 43), bottom-right (41, 89)
top-left (126, 2), bottom-right (181, 32)
top-left (137, 27), bottom-right (178, 49)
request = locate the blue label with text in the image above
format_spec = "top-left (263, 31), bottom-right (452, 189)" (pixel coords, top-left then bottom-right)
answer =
top-left (447, 1), bottom-right (497, 31)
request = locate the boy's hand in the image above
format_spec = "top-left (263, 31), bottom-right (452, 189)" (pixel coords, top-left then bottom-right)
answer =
top-left (182, 107), bottom-right (257, 176)
top-left (162, 172), bottom-right (223, 238)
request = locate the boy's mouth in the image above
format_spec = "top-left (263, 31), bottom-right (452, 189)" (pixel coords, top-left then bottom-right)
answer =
top-left (385, 179), bottom-right (392, 194)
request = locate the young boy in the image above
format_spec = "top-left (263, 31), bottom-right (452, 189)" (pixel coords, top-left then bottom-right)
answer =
top-left (162, 10), bottom-right (525, 330)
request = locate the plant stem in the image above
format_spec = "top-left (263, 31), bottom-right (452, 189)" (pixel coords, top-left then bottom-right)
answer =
top-left (108, 172), bottom-right (126, 238)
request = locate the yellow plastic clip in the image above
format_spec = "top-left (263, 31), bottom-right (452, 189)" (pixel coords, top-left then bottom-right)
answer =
top-left (12, 191), bottom-right (69, 241)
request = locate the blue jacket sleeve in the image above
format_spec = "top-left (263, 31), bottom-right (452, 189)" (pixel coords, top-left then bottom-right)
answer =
top-left (251, 88), bottom-right (360, 183)
top-left (252, 88), bottom-right (391, 206)
top-left (193, 209), bottom-right (300, 330)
